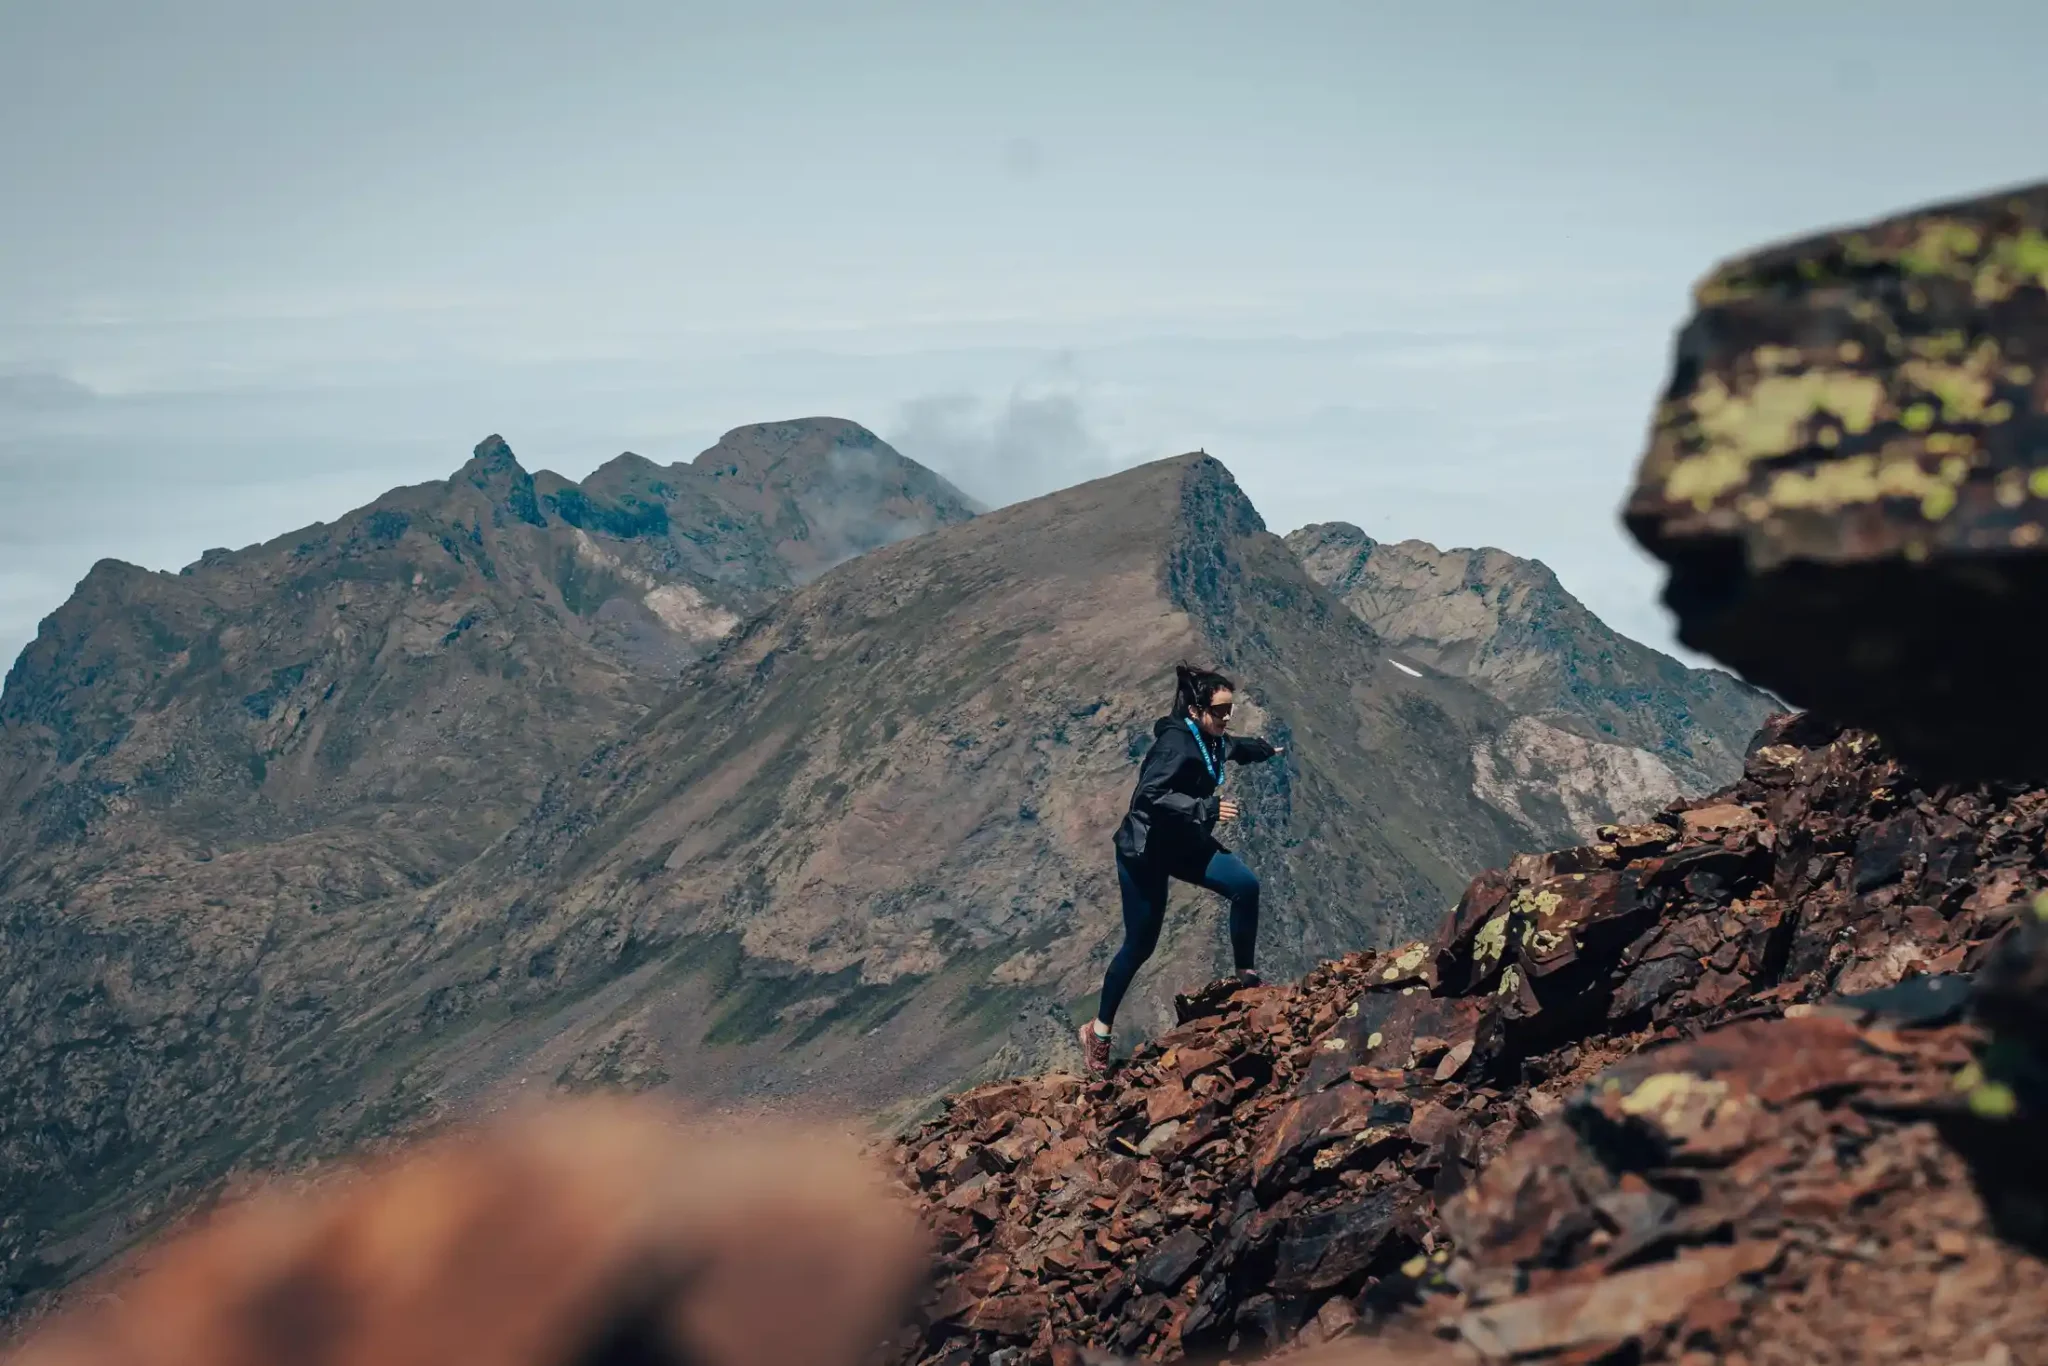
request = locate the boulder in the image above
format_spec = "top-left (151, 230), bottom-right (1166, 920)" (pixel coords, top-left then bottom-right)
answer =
top-left (1624, 179), bottom-right (2048, 780)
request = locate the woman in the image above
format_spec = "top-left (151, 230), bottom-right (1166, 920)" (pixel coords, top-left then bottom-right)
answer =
top-left (1080, 662), bottom-right (1284, 1075)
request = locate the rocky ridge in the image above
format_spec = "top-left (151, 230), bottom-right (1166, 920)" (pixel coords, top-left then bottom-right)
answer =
top-left (1287, 523), bottom-right (1778, 818)
top-left (889, 713), bottom-right (2048, 1363)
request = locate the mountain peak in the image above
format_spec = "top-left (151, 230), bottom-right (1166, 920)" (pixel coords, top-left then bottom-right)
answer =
top-left (455, 433), bottom-right (545, 527)
top-left (1294, 519), bottom-right (1374, 548)
top-left (593, 451), bottom-right (661, 477)
top-left (472, 432), bottom-right (515, 462)
top-left (691, 417), bottom-right (892, 483)
top-left (686, 416), bottom-right (978, 582)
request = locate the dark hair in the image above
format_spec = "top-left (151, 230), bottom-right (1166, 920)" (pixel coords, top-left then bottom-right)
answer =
top-left (1174, 661), bottom-right (1234, 718)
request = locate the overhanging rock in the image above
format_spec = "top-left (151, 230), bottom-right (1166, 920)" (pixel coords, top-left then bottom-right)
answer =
top-left (1624, 179), bottom-right (2048, 781)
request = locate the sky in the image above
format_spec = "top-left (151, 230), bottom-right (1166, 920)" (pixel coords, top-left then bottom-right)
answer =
top-left (5, 0), bottom-right (2048, 673)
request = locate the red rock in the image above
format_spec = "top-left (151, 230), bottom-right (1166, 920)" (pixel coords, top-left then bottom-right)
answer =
top-left (1458, 1242), bottom-right (1780, 1358)
top-left (1679, 803), bottom-right (1763, 838)
top-left (963, 1289), bottom-right (1051, 1337)
top-left (1142, 1082), bottom-right (1196, 1128)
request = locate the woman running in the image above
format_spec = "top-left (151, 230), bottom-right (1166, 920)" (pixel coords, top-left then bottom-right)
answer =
top-left (1079, 662), bottom-right (1284, 1075)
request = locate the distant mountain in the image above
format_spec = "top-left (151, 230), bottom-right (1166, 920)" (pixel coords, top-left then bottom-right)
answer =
top-left (1285, 522), bottom-right (1778, 812)
top-left (0, 417), bottom-right (972, 1315)
top-left (0, 449), bottom-right (1569, 1317)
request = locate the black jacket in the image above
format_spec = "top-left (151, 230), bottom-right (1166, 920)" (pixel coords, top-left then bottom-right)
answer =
top-left (1113, 716), bottom-right (1279, 866)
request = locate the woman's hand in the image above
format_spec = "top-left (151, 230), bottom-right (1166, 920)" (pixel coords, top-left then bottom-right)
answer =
top-left (1217, 798), bottom-right (1241, 824)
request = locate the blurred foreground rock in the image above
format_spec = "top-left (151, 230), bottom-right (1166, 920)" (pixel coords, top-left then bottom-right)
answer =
top-left (4, 1100), bottom-right (929, 1366)
top-left (1624, 179), bottom-right (2048, 782)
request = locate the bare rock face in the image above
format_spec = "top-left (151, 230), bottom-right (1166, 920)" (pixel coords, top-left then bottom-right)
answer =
top-left (1623, 179), bottom-right (2048, 782)
top-left (1288, 524), bottom-right (1777, 807)
top-left (1470, 713), bottom-right (1686, 837)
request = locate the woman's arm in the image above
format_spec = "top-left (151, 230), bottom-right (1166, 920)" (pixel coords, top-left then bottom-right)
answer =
top-left (1226, 736), bottom-right (1282, 764)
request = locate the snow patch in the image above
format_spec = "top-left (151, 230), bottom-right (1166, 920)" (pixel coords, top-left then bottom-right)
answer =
top-left (1389, 658), bottom-right (1423, 677)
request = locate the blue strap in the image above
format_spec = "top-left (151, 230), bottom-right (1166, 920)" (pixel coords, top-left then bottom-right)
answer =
top-left (1184, 717), bottom-right (1223, 785)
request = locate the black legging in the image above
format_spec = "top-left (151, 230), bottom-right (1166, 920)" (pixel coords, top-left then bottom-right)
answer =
top-left (1096, 847), bottom-right (1260, 1028)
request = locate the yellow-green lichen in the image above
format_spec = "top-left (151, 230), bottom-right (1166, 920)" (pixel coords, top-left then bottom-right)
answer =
top-left (1972, 228), bottom-right (2048, 303)
top-left (1619, 1071), bottom-right (1729, 1121)
top-left (1663, 369), bottom-right (1889, 508)
top-left (1899, 340), bottom-right (2005, 423)
top-left (1912, 330), bottom-right (1969, 361)
top-left (1472, 914), bottom-right (1510, 964)
top-left (1380, 942), bottom-right (1429, 981)
top-left (1969, 1080), bottom-right (2019, 1120)
top-left (1897, 218), bottom-right (1982, 277)
top-left (1496, 966), bottom-right (1522, 998)
top-left (1761, 452), bottom-right (1967, 520)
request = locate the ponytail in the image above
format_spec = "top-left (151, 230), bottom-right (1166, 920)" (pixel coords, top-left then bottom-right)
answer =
top-left (1173, 661), bottom-right (1234, 718)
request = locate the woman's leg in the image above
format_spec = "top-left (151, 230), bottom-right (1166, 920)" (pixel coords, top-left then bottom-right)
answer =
top-left (1195, 850), bottom-right (1261, 974)
top-left (1096, 853), bottom-right (1170, 1030)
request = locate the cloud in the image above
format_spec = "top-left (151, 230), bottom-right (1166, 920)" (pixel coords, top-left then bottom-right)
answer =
top-left (0, 370), bottom-right (95, 412)
top-left (886, 388), bottom-right (1117, 510)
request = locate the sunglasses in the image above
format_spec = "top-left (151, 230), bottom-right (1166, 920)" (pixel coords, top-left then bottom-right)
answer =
top-left (1202, 701), bottom-right (1233, 718)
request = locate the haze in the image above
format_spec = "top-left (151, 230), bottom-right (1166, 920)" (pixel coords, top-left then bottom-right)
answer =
top-left (5, 0), bottom-right (2046, 670)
